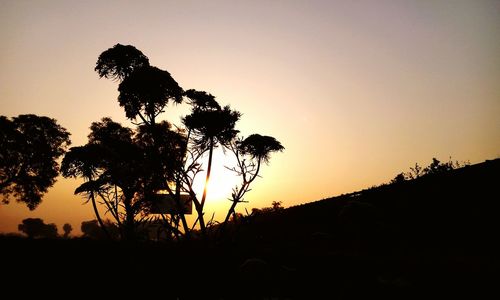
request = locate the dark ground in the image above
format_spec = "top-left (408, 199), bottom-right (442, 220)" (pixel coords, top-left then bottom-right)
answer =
top-left (2, 159), bottom-right (499, 298)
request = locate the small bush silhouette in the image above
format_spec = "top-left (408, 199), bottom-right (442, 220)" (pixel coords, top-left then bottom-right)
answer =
top-left (390, 157), bottom-right (470, 183)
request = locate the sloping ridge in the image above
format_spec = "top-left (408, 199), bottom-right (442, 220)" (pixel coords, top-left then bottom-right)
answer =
top-left (237, 158), bottom-right (500, 250)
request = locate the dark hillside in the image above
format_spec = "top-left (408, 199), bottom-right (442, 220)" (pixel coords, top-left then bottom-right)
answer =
top-left (226, 158), bottom-right (500, 295)
top-left (237, 158), bottom-right (499, 246)
top-left (1, 159), bottom-right (498, 298)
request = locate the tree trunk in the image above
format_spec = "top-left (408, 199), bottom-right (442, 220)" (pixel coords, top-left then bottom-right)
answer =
top-left (90, 190), bottom-right (112, 240)
top-left (123, 197), bottom-right (135, 241)
top-left (201, 137), bottom-right (214, 209)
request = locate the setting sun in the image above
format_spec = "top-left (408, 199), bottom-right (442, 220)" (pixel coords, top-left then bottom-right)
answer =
top-left (1, 1), bottom-right (499, 296)
top-left (1, 0), bottom-right (498, 236)
top-left (192, 149), bottom-right (239, 207)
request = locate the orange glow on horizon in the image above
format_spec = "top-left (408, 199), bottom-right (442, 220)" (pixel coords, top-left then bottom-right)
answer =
top-left (1, 0), bottom-right (499, 234)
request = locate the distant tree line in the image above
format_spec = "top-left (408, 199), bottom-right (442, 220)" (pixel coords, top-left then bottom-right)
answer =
top-left (17, 218), bottom-right (74, 239)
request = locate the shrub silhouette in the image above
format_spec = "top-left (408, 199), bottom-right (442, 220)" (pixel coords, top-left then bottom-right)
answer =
top-left (390, 157), bottom-right (470, 183)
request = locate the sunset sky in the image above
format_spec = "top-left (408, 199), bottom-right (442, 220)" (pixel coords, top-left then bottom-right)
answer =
top-left (1, 0), bottom-right (499, 234)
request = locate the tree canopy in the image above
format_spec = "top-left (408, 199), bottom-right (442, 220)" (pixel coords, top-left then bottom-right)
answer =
top-left (95, 43), bottom-right (150, 80)
top-left (118, 66), bottom-right (184, 122)
top-left (0, 114), bottom-right (71, 209)
top-left (61, 43), bottom-right (284, 241)
top-left (238, 134), bottom-right (285, 164)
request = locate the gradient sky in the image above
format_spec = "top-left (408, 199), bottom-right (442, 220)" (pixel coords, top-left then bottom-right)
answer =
top-left (1, 0), bottom-right (499, 234)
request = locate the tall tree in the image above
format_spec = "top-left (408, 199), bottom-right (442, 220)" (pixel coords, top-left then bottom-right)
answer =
top-left (0, 115), bottom-right (71, 209)
top-left (183, 92), bottom-right (240, 233)
top-left (62, 118), bottom-right (186, 240)
top-left (62, 118), bottom-right (143, 240)
top-left (82, 44), bottom-right (285, 240)
top-left (62, 144), bottom-right (113, 239)
top-left (95, 45), bottom-right (191, 237)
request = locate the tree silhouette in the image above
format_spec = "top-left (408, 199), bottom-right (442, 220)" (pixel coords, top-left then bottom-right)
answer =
top-left (67, 44), bottom-right (284, 241)
top-left (81, 219), bottom-right (120, 240)
top-left (423, 158), bottom-right (453, 175)
top-left (62, 117), bottom-right (187, 240)
top-left (95, 43), bottom-right (150, 81)
top-left (18, 218), bottom-right (58, 238)
top-left (62, 223), bottom-right (72, 238)
top-left (62, 144), bottom-right (112, 239)
top-left (80, 220), bottom-right (101, 239)
top-left (62, 118), bottom-right (142, 240)
top-left (99, 44), bottom-right (190, 237)
top-left (118, 66), bottom-right (184, 124)
top-left (0, 114), bottom-right (71, 209)
top-left (85, 118), bottom-right (145, 239)
top-left (96, 44), bottom-right (184, 125)
top-left (183, 92), bottom-right (241, 233)
top-left (239, 134), bottom-right (285, 163)
top-left (80, 220), bottom-right (120, 240)
top-left (271, 201), bottom-right (284, 211)
top-left (184, 89), bottom-right (221, 110)
top-left (223, 134), bottom-right (284, 227)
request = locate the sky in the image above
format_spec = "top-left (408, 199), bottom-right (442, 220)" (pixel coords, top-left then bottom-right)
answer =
top-left (1, 0), bottom-right (499, 235)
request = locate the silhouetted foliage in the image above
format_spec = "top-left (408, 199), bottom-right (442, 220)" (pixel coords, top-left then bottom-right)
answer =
top-left (3, 159), bottom-right (497, 296)
top-left (62, 44), bottom-right (284, 241)
top-left (423, 157), bottom-right (455, 175)
top-left (95, 43), bottom-right (150, 81)
top-left (183, 105), bottom-right (241, 149)
top-left (62, 223), bottom-right (72, 238)
top-left (62, 117), bottom-right (191, 240)
top-left (135, 121), bottom-right (186, 182)
top-left (238, 134), bottom-right (285, 163)
top-left (18, 218), bottom-right (58, 238)
top-left (408, 162), bottom-right (423, 179)
top-left (390, 157), bottom-right (470, 183)
top-left (81, 219), bottom-right (120, 240)
top-left (184, 89), bottom-right (221, 110)
top-left (271, 201), bottom-right (284, 211)
top-left (63, 119), bottom-right (141, 239)
top-left (222, 135), bottom-right (284, 227)
top-left (182, 95), bottom-right (241, 232)
top-left (118, 66), bottom-right (184, 123)
top-left (250, 201), bottom-right (285, 216)
top-left (390, 172), bottom-right (406, 184)
top-left (0, 114), bottom-right (71, 209)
